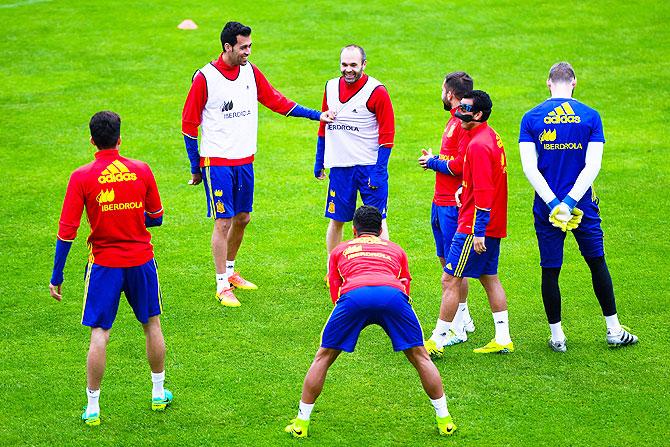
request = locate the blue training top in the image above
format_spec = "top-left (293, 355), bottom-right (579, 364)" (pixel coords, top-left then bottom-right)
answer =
top-left (519, 98), bottom-right (605, 213)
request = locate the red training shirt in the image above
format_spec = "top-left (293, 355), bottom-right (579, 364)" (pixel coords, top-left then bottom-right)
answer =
top-left (57, 149), bottom-right (163, 267)
top-left (434, 107), bottom-right (470, 206)
top-left (318, 74), bottom-right (395, 148)
top-left (457, 122), bottom-right (508, 238)
top-left (328, 235), bottom-right (411, 304)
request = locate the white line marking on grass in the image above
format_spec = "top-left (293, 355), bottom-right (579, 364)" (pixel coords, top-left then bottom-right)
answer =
top-left (0, 0), bottom-right (52, 9)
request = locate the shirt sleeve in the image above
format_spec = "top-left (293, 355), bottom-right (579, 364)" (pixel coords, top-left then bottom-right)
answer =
top-left (182, 71), bottom-right (207, 138)
top-left (367, 86), bottom-right (395, 148)
top-left (398, 248), bottom-right (412, 296)
top-left (144, 165), bottom-right (164, 217)
top-left (327, 248), bottom-right (344, 304)
top-left (252, 64), bottom-right (296, 115)
top-left (318, 88), bottom-right (327, 138)
top-left (589, 111), bottom-right (606, 143)
top-left (447, 129), bottom-right (470, 176)
top-left (57, 172), bottom-right (85, 242)
top-left (518, 113), bottom-right (535, 143)
top-left (470, 143), bottom-right (495, 211)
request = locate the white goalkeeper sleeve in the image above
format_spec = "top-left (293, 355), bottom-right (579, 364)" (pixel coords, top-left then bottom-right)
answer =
top-left (565, 141), bottom-right (603, 202)
top-left (519, 141), bottom-right (557, 205)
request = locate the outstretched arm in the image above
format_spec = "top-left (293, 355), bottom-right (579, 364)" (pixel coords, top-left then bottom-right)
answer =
top-left (254, 65), bottom-right (333, 122)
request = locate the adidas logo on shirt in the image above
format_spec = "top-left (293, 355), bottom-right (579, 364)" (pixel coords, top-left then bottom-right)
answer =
top-left (544, 102), bottom-right (581, 124)
top-left (98, 160), bottom-right (137, 184)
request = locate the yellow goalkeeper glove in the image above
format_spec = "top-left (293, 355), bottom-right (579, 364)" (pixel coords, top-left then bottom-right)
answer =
top-left (565, 207), bottom-right (584, 231)
top-left (549, 203), bottom-right (571, 232)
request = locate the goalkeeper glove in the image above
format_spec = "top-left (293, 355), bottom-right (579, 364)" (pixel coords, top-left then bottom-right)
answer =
top-left (549, 202), bottom-right (571, 232)
top-left (565, 207), bottom-right (584, 231)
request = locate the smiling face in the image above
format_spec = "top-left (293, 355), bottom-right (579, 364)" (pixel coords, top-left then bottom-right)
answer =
top-left (340, 47), bottom-right (366, 84)
top-left (225, 34), bottom-right (252, 66)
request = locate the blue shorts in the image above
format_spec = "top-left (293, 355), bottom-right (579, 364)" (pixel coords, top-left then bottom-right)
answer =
top-left (202, 164), bottom-right (254, 219)
top-left (325, 165), bottom-right (388, 222)
top-left (534, 199), bottom-right (604, 268)
top-left (320, 286), bottom-right (424, 352)
top-left (431, 203), bottom-right (459, 259)
top-left (444, 233), bottom-right (501, 278)
top-left (82, 259), bottom-right (162, 330)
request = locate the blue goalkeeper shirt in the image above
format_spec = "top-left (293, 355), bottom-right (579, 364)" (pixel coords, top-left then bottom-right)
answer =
top-left (519, 98), bottom-right (605, 214)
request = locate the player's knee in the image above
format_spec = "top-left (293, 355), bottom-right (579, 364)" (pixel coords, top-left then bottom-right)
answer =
top-left (405, 346), bottom-right (430, 366)
top-left (142, 316), bottom-right (161, 334)
top-left (234, 212), bottom-right (251, 227)
top-left (314, 347), bottom-right (339, 366)
top-left (584, 255), bottom-right (606, 270)
top-left (441, 272), bottom-right (459, 290)
top-left (329, 219), bottom-right (345, 230)
top-left (90, 328), bottom-right (110, 347)
top-left (214, 218), bottom-right (232, 233)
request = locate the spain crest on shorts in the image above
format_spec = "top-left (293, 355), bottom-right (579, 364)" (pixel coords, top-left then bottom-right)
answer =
top-left (328, 201), bottom-right (335, 214)
top-left (216, 200), bottom-right (225, 214)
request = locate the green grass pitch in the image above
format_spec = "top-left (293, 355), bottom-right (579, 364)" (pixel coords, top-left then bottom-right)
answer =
top-left (1, 0), bottom-right (669, 445)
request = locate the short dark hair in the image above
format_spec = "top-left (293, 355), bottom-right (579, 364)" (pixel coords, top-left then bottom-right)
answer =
top-left (89, 111), bottom-right (121, 149)
top-left (462, 90), bottom-right (493, 122)
top-left (444, 71), bottom-right (473, 100)
top-left (353, 205), bottom-right (382, 236)
top-left (220, 21), bottom-right (252, 50)
top-left (548, 62), bottom-right (575, 84)
top-left (341, 44), bottom-right (366, 62)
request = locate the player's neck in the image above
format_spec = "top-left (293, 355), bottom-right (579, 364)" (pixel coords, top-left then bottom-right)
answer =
top-left (220, 53), bottom-right (239, 69)
top-left (355, 232), bottom-right (379, 238)
top-left (549, 86), bottom-right (573, 99)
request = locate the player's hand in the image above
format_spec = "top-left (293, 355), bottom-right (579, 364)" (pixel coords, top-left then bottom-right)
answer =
top-left (49, 283), bottom-right (62, 302)
top-left (320, 110), bottom-right (335, 123)
top-left (314, 167), bottom-right (326, 180)
top-left (418, 148), bottom-right (433, 169)
top-left (473, 236), bottom-right (486, 254)
top-left (549, 203), bottom-right (571, 232)
top-left (188, 173), bottom-right (202, 186)
top-left (455, 186), bottom-right (463, 207)
top-left (565, 207), bottom-right (584, 231)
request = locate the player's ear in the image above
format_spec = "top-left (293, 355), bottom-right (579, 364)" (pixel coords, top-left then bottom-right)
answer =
top-left (223, 43), bottom-right (231, 53)
top-left (474, 111), bottom-right (483, 121)
top-left (361, 60), bottom-right (367, 71)
top-left (117, 137), bottom-right (122, 147)
top-left (90, 136), bottom-right (95, 147)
